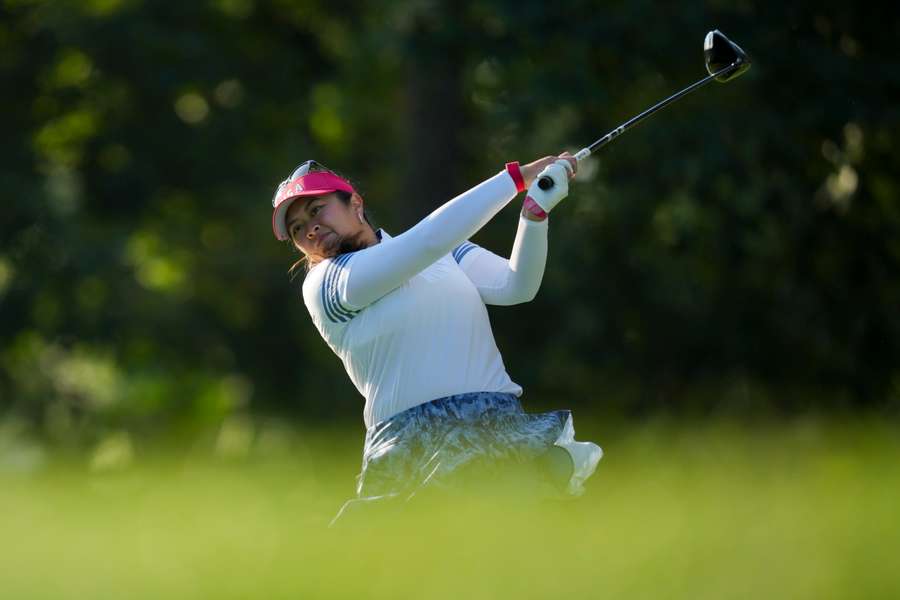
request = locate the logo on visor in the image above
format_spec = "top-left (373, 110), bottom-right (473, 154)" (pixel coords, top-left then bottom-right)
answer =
top-left (294, 183), bottom-right (304, 193)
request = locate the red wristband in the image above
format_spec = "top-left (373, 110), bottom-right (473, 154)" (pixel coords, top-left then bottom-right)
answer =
top-left (506, 161), bottom-right (526, 193)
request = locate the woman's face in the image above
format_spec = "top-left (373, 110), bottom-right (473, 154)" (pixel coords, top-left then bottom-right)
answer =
top-left (286, 192), bottom-right (366, 261)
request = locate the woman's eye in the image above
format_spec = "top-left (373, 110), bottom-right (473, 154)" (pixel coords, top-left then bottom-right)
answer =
top-left (311, 205), bottom-right (321, 216)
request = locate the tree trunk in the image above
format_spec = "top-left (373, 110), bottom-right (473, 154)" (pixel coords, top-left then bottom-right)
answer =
top-left (398, 17), bottom-right (469, 229)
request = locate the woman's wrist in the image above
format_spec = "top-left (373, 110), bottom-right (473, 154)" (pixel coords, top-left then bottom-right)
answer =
top-left (505, 161), bottom-right (526, 193)
top-left (521, 196), bottom-right (548, 221)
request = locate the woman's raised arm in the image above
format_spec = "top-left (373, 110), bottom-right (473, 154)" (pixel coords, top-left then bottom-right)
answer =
top-left (339, 154), bottom-right (576, 310)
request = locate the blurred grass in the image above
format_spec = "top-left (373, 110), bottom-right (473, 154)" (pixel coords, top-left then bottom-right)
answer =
top-left (1, 416), bottom-right (898, 599)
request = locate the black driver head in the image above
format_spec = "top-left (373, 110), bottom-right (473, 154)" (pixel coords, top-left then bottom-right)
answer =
top-left (704, 30), bottom-right (751, 82)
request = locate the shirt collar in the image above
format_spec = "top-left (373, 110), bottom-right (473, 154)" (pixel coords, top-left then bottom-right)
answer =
top-left (376, 228), bottom-right (392, 241)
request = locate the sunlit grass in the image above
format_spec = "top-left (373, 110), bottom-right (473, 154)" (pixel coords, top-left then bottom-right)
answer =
top-left (1, 417), bottom-right (898, 599)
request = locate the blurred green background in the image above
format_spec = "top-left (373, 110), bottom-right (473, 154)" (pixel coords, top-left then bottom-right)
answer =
top-left (1, 1), bottom-right (899, 596)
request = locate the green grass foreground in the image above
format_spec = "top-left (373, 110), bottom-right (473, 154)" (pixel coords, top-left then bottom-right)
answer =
top-left (1, 417), bottom-right (898, 599)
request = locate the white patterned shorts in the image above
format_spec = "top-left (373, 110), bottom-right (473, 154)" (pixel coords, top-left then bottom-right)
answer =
top-left (330, 392), bottom-right (602, 526)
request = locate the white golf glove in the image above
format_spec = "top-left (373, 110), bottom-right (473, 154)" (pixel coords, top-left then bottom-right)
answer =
top-left (526, 159), bottom-right (574, 214)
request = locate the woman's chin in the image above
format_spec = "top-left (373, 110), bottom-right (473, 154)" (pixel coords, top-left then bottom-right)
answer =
top-left (319, 232), bottom-right (341, 255)
top-left (338, 232), bottom-right (369, 255)
top-left (312, 231), bottom-right (367, 260)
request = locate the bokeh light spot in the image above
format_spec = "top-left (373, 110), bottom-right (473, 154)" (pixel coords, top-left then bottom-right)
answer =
top-left (0, 256), bottom-right (14, 297)
top-left (33, 109), bottom-right (99, 166)
top-left (98, 143), bottom-right (131, 172)
top-left (50, 49), bottom-right (93, 88)
top-left (213, 0), bottom-right (254, 19)
top-left (309, 84), bottom-right (344, 146)
top-left (174, 92), bottom-right (210, 125)
top-left (214, 79), bottom-right (245, 108)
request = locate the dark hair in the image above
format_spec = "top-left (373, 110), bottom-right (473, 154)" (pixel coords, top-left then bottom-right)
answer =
top-left (288, 190), bottom-right (377, 279)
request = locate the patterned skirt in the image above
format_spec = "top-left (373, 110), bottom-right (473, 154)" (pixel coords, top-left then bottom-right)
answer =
top-left (330, 392), bottom-right (602, 526)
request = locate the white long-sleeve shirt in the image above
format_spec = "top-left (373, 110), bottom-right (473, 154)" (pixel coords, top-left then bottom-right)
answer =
top-left (302, 169), bottom-right (548, 427)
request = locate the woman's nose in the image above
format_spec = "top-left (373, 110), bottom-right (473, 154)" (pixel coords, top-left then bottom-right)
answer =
top-left (307, 224), bottom-right (319, 240)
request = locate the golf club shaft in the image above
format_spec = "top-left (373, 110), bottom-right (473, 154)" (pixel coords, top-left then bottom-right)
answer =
top-left (573, 62), bottom-right (739, 162)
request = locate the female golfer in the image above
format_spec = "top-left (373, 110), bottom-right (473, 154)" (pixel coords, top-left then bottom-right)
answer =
top-left (271, 156), bottom-right (602, 523)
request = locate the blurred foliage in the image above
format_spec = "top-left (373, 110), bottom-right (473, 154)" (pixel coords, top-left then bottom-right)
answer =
top-left (1, 0), bottom-right (899, 447)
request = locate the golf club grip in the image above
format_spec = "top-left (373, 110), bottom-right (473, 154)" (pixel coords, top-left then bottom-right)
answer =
top-left (535, 151), bottom-right (589, 192)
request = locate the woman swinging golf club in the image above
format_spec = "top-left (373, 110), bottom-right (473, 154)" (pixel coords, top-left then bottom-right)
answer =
top-left (271, 156), bottom-right (603, 525)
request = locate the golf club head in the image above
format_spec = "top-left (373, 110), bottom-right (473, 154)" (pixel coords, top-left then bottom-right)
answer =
top-left (704, 30), bottom-right (751, 82)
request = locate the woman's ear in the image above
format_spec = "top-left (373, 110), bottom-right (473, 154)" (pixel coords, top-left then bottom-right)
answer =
top-left (351, 193), bottom-right (365, 222)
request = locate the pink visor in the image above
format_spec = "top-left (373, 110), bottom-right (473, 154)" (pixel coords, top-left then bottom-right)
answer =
top-left (271, 171), bottom-right (356, 241)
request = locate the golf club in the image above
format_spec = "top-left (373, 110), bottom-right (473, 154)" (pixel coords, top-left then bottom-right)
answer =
top-left (538, 29), bottom-right (751, 190)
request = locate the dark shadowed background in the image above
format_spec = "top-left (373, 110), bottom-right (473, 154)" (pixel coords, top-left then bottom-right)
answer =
top-left (2, 0), bottom-right (898, 456)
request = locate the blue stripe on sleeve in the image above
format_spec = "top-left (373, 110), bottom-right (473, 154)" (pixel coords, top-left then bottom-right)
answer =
top-left (325, 257), bottom-right (349, 323)
top-left (452, 242), bottom-right (473, 263)
top-left (454, 242), bottom-right (478, 264)
top-left (329, 254), bottom-right (359, 320)
top-left (320, 259), bottom-right (342, 323)
top-left (323, 253), bottom-right (360, 323)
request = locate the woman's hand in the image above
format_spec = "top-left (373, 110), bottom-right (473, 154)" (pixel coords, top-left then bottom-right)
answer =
top-left (520, 152), bottom-right (577, 189)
